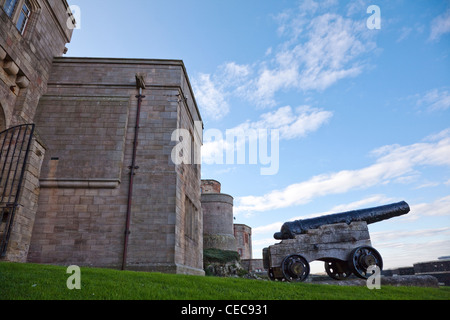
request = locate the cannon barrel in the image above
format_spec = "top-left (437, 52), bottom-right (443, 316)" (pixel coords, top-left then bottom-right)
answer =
top-left (274, 201), bottom-right (410, 240)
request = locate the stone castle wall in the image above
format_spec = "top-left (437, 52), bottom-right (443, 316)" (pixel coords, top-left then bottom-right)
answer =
top-left (26, 57), bottom-right (204, 275)
top-left (0, 0), bottom-right (72, 263)
top-left (0, 0), bottom-right (73, 129)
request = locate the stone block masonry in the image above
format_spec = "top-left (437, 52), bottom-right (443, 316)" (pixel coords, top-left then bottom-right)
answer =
top-left (1, 0), bottom-right (73, 264)
top-left (234, 224), bottom-right (252, 260)
top-left (1, 134), bottom-right (46, 262)
top-left (0, 0), bottom-right (73, 129)
top-left (201, 180), bottom-right (237, 252)
top-left (27, 57), bottom-right (204, 275)
top-left (2, 1), bottom-right (207, 276)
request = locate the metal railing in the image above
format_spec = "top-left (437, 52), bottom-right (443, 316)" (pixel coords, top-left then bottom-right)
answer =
top-left (0, 124), bottom-right (35, 257)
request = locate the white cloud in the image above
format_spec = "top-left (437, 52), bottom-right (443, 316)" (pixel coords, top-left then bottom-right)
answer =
top-left (372, 227), bottom-right (450, 243)
top-left (416, 88), bottom-right (450, 112)
top-left (407, 195), bottom-right (450, 221)
top-left (201, 105), bottom-right (332, 164)
top-left (253, 222), bottom-right (283, 236)
top-left (372, 229), bottom-right (450, 269)
top-left (397, 27), bottom-right (413, 43)
top-left (329, 194), bottom-right (396, 212)
top-left (429, 8), bottom-right (450, 41)
top-left (221, 62), bottom-right (251, 84)
top-left (425, 128), bottom-right (450, 141)
top-left (247, 12), bottom-right (374, 107)
top-left (235, 129), bottom-right (450, 214)
top-left (191, 73), bottom-right (230, 121)
top-left (232, 105), bottom-right (333, 140)
top-left (414, 181), bottom-right (440, 189)
top-left (193, 3), bottom-right (378, 112)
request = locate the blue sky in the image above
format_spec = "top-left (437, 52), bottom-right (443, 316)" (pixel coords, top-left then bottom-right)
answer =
top-left (67, 0), bottom-right (450, 273)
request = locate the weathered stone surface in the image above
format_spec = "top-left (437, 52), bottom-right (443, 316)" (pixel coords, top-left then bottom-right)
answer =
top-left (3, 60), bottom-right (19, 75)
top-left (1, 0), bottom-right (73, 263)
top-left (203, 248), bottom-right (244, 277)
top-left (234, 224), bottom-right (252, 260)
top-left (2, 136), bottom-right (46, 262)
top-left (201, 180), bottom-right (221, 194)
top-left (202, 189), bottom-right (236, 252)
top-left (204, 261), bottom-right (244, 277)
top-left (1, 1), bottom-right (205, 277)
top-left (0, 45), bottom-right (6, 60)
top-left (204, 234), bottom-right (237, 252)
top-left (27, 58), bottom-right (204, 276)
top-left (0, 0), bottom-right (74, 127)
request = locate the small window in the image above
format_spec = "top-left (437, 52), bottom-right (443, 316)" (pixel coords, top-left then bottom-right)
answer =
top-left (16, 0), bottom-right (31, 34)
top-left (3, 0), bottom-right (18, 17)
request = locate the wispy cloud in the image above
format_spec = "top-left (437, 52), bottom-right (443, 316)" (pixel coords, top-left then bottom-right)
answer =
top-left (416, 87), bottom-right (450, 112)
top-left (202, 105), bottom-right (332, 164)
top-left (192, 1), bottom-right (377, 117)
top-left (329, 194), bottom-right (396, 212)
top-left (372, 227), bottom-right (450, 243)
top-left (231, 105), bottom-right (333, 140)
top-left (396, 27), bottom-right (413, 43)
top-left (247, 10), bottom-right (375, 107)
top-left (429, 8), bottom-right (450, 41)
top-left (192, 73), bottom-right (230, 121)
top-left (408, 195), bottom-right (450, 221)
top-left (235, 129), bottom-right (450, 214)
top-left (371, 228), bottom-right (450, 268)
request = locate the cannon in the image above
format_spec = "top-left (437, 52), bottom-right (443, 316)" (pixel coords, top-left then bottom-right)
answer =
top-left (263, 201), bottom-right (410, 282)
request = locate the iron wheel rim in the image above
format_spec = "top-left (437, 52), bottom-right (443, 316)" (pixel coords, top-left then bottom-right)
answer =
top-left (281, 254), bottom-right (310, 282)
top-left (349, 246), bottom-right (383, 279)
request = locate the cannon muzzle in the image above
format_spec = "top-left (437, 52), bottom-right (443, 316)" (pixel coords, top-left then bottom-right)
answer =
top-left (274, 201), bottom-right (410, 240)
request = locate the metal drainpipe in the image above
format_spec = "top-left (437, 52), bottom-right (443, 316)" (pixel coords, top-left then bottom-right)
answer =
top-left (122, 74), bottom-right (146, 270)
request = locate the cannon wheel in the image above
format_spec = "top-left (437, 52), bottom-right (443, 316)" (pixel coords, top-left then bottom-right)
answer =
top-left (281, 254), bottom-right (310, 282)
top-left (349, 246), bottom-right (383, 279)
top-left (324, 259), bottom-right (353, 280)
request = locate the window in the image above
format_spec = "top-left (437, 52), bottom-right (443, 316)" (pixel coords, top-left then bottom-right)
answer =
top-left (2, 0), bottom-right (34, 35)
top-left (3, 0), bottom-right (18, 17)
top-left (16, 0), bottom-right (31, 34)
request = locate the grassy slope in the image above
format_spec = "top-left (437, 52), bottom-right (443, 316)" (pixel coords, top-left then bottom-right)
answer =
top-left (1, 262), bottom-right (449, 300)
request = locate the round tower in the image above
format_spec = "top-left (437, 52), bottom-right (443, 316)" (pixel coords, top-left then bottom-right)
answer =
top-left (201, 180), bottom-right (237, 252)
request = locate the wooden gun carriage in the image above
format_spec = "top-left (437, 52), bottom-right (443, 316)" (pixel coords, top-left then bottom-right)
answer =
top-left (262, 201), bottom-right (410, 282)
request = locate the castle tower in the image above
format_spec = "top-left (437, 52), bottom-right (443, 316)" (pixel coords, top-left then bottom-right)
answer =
top-left (234, 224), bottom-right (252, 259)
top-left (201, 180), bottom-right (237, 252)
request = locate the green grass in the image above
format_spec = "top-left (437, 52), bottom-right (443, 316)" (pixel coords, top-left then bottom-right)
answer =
top-left (1, 262), bottom-right (449, 300)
